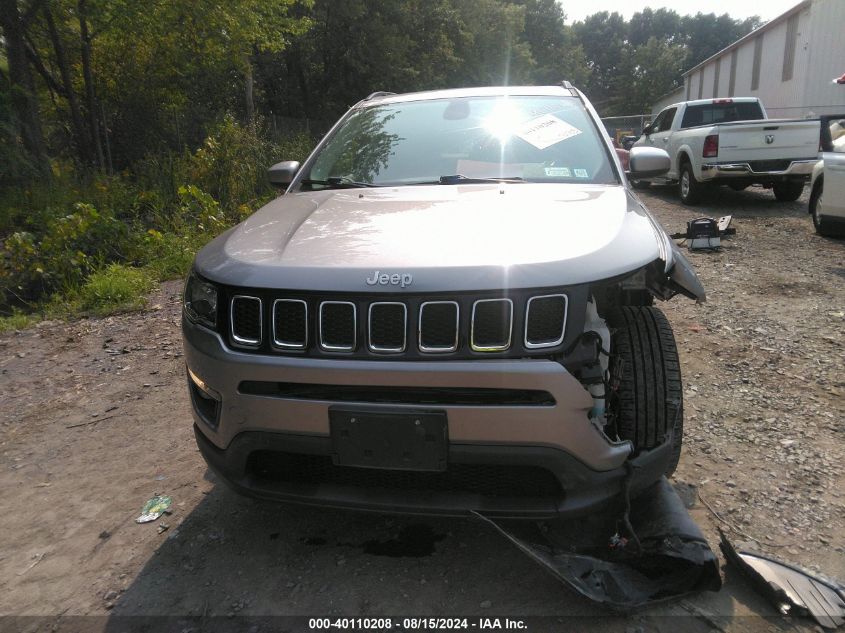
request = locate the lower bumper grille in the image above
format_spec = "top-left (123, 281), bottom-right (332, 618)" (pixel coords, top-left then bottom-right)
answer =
top-left (246, 451), bottom-right (563, 498)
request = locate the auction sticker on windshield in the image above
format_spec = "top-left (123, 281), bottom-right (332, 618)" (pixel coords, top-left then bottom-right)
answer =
top-left (517, 114), bottom-right (582, 150)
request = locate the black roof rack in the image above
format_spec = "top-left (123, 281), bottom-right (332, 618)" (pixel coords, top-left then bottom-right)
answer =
top-left (365, 91), bottom-right (396, 100)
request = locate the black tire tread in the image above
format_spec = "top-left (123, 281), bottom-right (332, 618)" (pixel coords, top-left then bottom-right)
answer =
top-left (773, 181), bottom-right (804, 202)
top-left (608, 306), bottom-right (683, 476)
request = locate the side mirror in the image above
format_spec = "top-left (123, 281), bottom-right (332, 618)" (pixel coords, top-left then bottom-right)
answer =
top-left (267, 160), bottom-right (301, 188)
top-left (642, 123), bottom-right (653, 136)
top-left (628, 146), bottom-right (671, 178)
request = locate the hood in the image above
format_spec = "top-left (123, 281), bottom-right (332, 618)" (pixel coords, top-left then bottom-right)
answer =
top-left (195, 184), bottom-right (663, 292)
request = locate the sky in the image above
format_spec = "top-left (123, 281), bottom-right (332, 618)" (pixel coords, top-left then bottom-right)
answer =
top-left (562, 0), bottom-right (804, 23)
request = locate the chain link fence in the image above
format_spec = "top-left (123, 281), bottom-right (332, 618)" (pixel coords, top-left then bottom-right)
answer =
top-left (600, 114), bottom-right (652, 146)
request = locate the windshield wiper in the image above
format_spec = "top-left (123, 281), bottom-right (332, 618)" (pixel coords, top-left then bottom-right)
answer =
top-left (300, 177), bottom-right (383, 189)
top-left (437, 174), bottom-right (525, 185)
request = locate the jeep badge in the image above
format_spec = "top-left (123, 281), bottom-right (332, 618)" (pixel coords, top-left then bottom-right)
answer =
top-left (366, 271), bottom-right (413, 288)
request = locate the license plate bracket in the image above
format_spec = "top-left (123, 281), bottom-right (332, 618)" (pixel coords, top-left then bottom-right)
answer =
top-left (329, 408), bottom-right (448, 472)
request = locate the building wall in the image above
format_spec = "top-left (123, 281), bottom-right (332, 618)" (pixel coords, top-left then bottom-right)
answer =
top-left (799, 0), bottom-right (845, 118)
top-left (676, 0), bottom-right (845, 118)
top-left (651, 87), bottom-right (685, 115)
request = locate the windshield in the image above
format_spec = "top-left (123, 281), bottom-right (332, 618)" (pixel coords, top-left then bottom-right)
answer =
top-left (300, 95), bottom-right (617, 188)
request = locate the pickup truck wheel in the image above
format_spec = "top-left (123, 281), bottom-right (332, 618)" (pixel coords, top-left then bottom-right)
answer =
top-left (607, 307), bottom-right (684, 476)
top-left (679, 162), bottom-right (703, 205)
top-left (773, 182), bottom-right (804, 202)
top-left (630, 179), bottom-right (650, 190)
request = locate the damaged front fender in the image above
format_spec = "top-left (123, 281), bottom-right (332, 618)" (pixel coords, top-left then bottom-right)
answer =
top-left (666, 244), bottom-right (707, 303)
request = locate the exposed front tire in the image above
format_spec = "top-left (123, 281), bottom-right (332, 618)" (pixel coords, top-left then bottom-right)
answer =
top-left (607, 307), bottom-right (683, 477)
top-left (773, 181), bottom-right (804, 202)
top-left (679, 162), bottom-right (703, 205)
top-left (810, 179), bottom-right (841, 236)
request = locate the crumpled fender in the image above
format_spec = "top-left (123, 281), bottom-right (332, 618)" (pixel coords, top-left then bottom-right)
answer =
top-left (667, 243), bottom-right (707, 303)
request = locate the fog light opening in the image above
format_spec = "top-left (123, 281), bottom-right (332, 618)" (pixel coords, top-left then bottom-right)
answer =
top-left (187, 367), bottom-right (221, 429)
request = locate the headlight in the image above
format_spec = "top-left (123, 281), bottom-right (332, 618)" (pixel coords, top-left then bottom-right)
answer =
top-left (184, 272), bottom-right (218, 329)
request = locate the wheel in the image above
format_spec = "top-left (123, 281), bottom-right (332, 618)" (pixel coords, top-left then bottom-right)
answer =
top-left (607, 307), bottom-right (683, 476)
top-left (773, 181), bottom-right (804, 202)
top-left (679, 162), bottom-right (703, 205)
top-left (630, 179), bottom-right (650, 190)
top-left (810, 179), bottom-right (840, 236)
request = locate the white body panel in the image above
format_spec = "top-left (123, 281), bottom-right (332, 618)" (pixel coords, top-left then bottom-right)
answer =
top-left (820, 152), bottom-right (845, 219)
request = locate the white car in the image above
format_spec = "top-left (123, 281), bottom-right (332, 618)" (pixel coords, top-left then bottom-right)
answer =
top-left (809, 119), bottom-right (845, 237)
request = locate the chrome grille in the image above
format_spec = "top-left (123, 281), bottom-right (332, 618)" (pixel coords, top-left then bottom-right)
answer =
top-left (471, 299), bottom-right (513, 352)
top-left (525, 294), bottom-right (568, 348)
top-left (319, 301), bottom-right (356, 351)
top-left (228, 289), bottom-right (573, 357)
top-left (230, 296), bottom-right (262, 346)
top-left (272, 299), bottom-right (307, 349)
top-left (419, 301), bottom-right (459, 353)
top-left (368, 302), bottom-right (407, 353)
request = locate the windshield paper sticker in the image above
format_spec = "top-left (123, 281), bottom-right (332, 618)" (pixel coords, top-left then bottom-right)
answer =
top-left (517, 115), bottom-right (582, 150)
top-left (574, 169), bottom-right (589, 178)
top-left (544, 167), bottom-right (571, 177)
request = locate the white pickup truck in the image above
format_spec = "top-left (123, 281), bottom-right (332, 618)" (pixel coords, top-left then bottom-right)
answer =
top-left (633, 98), bottom-right (821, 205)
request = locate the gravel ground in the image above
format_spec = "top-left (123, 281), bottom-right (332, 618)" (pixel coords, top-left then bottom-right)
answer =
top-left (1, 184), bottom-right (843, 631)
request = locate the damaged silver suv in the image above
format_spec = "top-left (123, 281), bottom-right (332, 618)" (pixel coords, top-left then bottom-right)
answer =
top-left (182, 85), bottom-right (705, 519)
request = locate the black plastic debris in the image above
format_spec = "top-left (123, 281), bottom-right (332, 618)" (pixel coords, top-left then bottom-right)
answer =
top-left (670, 216), bottom-right (735, 251)
top-left (474, 477), bottom-right (721, 609)
top-left (720, 530), bottom-right (845, 629)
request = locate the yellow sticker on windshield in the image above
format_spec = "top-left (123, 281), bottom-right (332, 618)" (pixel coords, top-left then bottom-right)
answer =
top-left (517, 115), bottom-right (582, 150)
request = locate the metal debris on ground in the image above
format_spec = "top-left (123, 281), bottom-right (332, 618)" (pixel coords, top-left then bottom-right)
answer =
top-left (720, 530), bottom-right (845, 629)
top-left (671, 215), bottom-right (736, 251)
top-left (474, 477), bottom-right (722, 608)
top-left (135, 495), bottom-right (172, 523)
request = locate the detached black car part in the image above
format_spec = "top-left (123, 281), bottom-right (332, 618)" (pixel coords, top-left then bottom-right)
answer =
top-left (475, 477), bottom-right (722, 609)
top-left (720, 530), bottom-right (845, 629)
top-left (670, 216), bottom-right (736, 251)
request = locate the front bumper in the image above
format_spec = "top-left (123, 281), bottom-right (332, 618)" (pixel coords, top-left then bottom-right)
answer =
top-left (195, 426), bottom-right (673, 519)
top-left (700, 159), bottom-right (817, 181)
top-left (183, 316), bottom-right (672, 518)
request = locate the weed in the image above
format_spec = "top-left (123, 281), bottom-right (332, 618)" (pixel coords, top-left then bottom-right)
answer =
top-left (80, 264), bottom-right (157, 316)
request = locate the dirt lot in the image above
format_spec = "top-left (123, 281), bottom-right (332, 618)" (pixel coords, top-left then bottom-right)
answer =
top-left (1, 185), bottom-right (844, 631)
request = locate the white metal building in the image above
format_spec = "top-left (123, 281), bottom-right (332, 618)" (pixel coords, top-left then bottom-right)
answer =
top-left (680, 0), bottom-right (845, 118)
top-left (651, 87), bottom-right (685, 116)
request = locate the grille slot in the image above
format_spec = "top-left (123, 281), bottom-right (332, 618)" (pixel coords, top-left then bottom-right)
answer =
top-left (525, 294), bottom-right (568, 348)
top-left (239, 382), bottom-right (556, 406)
top-left (319, 301), bottom-right (357, 351)
top-left (247, 451), bottom-right (563, 498)
top-left (230, 296), bottom-right (262, 346)
top-left (272, 299), bottom-right (307, 349)
top-left (368, 302), bottom-right (407, 353)
top-left (471, 299), bottom-right (513, 352)
top-left (419, 301), bottom-right (459, 353)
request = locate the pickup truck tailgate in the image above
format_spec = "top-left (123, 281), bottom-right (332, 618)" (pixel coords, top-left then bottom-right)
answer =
top-left (716, 119), bottom-right (820, 164)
